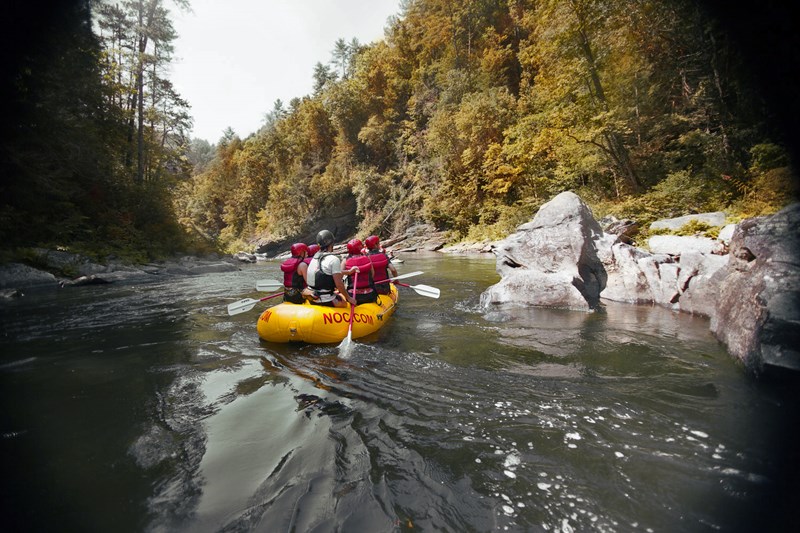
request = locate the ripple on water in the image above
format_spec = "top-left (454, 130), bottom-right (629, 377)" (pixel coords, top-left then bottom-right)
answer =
top-left (3, 259), bottom-right (789, 532)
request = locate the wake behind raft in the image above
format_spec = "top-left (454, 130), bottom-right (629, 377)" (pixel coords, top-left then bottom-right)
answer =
top-left (257, 284), bottom-right (398, 343)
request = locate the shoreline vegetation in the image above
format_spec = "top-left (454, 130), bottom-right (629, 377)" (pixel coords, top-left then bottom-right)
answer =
top-left (2, 0), bottom-right (798, 268)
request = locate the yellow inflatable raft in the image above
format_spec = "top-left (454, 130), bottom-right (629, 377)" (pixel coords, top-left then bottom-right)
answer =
top-left (257, 284), bottom-right (398, 343)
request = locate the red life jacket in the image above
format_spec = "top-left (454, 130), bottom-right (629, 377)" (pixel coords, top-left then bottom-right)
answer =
top-left (280, 257), bottom-right (306, 289)
top-left (368, 251), bottom-right (390, 284)
top-left (344, 255), bottom-right (373, 290)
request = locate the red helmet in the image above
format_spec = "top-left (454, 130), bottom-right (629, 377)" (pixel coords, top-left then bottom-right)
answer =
top-left (365, 235), bottom-right (380, 250)
top-left (290, 242), bottom-right (308, 257)
top-left (346, 239), bottom-right (363, 255)
top-left (307, 243), bottom-right (320, 256)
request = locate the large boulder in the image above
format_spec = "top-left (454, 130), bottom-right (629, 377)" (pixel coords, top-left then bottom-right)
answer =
top-left (674, 251), bottom-right (729, 317)
top-left (710, 203), bottom-right (800, 373)
top-left (0, 263), bottom-right (58, 290)
top-left (481, 192), bottom-right (607, 310)
top-left (600, 243), bottom-right (661, 304)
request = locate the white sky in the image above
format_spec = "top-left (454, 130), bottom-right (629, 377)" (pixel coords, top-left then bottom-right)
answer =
top-left (170, 0), bottom-right (402, 143)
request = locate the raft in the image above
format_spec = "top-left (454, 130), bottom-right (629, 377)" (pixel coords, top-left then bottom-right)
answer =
top-left (257, 284), bottom-right (398, 343)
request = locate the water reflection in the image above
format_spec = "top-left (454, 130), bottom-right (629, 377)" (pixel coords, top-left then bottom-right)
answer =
top-left (1, 256), bottom-right (797, 532)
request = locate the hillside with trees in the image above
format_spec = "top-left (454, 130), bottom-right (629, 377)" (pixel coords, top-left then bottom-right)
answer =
top-left (178, 0), bottom-right (797, 253)
top-left (1, 0), bottom-right (797, 261)
top-left (1, 0), bottom-right (193, 262)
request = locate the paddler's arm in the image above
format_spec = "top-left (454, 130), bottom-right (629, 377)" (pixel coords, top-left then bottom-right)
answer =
top-left (298, 262), bottom-right (308, 283)
top-left (341, 265), bottom-right (360, 276)
top-left (333, 271), bottom-right (358, 306)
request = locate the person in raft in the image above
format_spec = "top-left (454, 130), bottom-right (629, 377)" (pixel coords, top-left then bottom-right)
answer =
top-left (343, 238), bottom-right (377, 305)
top-left (304, 229), bottom-right (359, 308)
top-left (280, 243), bottom-right (308, 304)
top-left (364, 235), bottom-right (397, 295)
top-left (303, 243), bottom-right (320, 266)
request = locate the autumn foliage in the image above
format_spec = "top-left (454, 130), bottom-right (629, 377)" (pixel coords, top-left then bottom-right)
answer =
top-left (180, 0), bottom-right (796, 252)
top-left (2, 1), bottom-right (796, 259)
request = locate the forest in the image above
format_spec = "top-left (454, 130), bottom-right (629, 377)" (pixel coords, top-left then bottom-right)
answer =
top-left (1, 0), bottom-right (797, 261)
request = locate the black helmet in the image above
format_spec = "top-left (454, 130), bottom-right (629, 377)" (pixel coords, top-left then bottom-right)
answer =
top-left (316, 229), bottom-right (335, 248)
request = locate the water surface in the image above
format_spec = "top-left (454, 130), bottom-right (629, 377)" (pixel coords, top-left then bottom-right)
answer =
top-left (1, 255), bottom-right (797, 531)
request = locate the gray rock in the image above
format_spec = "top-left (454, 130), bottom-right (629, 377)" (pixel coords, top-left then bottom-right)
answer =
top-left (0, 288), bottom-right (24, 298)
top-left (717, 224), bottom-right (737, 244)
top-left (601, 243), bottom-right (657, 304)
top-left (233, 251), bottom-right (257, 263)
top-left (61, 274), bottom-right (113, 287)
top-left (479, 189), bottom-right (800, 377)
top-left (710, 203), bottom-right (800, 373)
top-left (603, 217), bottom-right (639, 244)
top-left (648, 235), bottom-right (717, 255)
top-left (29, 248), bottom-right (107, 277)
top-left (650, 211), bottom-right (727, 231)
top-left (440, 241), bottom-right (496, 254)
top-left (481, 269), bottom-right (592, 310)
top-left (61, 270), bottom-right (152, 286)
top-left (674, 252), bottom-right (729, 317)
top-left (482, 191), bottom-right (606, 310)
top-left (0, 263), bottom-right (57, 290)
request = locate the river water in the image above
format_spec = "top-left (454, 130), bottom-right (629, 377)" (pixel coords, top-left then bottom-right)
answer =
top-left (1, 255), bottom-right (797, 532)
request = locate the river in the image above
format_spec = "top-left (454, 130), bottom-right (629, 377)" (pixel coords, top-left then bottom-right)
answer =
top-left (1, 255), bottom-right (797, 532)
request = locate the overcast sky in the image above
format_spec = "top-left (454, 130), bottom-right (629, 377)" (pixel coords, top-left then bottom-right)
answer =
top-left (170, 0), bottom-right (402, 143)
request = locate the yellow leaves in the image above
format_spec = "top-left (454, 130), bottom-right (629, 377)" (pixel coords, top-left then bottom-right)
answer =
top-left (482, 143), bottom-right (522, 197)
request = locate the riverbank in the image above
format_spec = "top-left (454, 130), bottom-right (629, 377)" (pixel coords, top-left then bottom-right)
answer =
top-left (0, 249), bottom-right (240, 296)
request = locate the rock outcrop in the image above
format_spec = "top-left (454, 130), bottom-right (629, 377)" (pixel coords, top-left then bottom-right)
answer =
top-left (480, 191), bottom-right (800, 375)
top-left (0, 253), bottom-right (241, 292)
top-left (0, 263), bottom-right (58, 291)
top-left (710, 203), bottom-right (800, 373)
top-left (481, 192), bottom-right (607, 310)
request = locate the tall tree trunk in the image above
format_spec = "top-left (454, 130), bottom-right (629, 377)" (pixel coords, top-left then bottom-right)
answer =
top-left (134, 0), bottom-right (159, 183)
top-left (708, 31), bottom-right (730, 155)
top-left (571, 0), bottom-right (640, 193)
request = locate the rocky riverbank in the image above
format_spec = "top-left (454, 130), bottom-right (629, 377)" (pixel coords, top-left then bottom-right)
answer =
top-left (481, 191), bottom-right (800, 376)
top-left (0, 249), bottom-right (240, 297)
top-left (4, 193), bottom-right (797, 378)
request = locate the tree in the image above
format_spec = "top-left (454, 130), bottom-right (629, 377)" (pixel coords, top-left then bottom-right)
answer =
top-left (95, 0), bottom-right (191, 183)
top-left (262, 99), bottom-right (287, 131)
top-left (312, 62), bottom-right (337, 94)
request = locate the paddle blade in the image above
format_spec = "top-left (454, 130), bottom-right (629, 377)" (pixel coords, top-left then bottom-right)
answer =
top-left (338, 331), bottom-right (353, 357)
top-left (227, 298), bottom-right (259, 315)
top-left (256, 279), bottom-right (283, 292)
top-left (410, 284), bottom-right (440, 298)
top-left (387, 271), bottom-right (423, 282)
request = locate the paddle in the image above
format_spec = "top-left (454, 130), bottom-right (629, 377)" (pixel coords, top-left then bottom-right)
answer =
top-left (227, 292), bottom-right (284, 316)
top-left (255, 279), bottom-right (283, 292)
top-left (395, 281), bottom-right (440, 299)
top-left (373, 271), bottom-right (424, 285)
top-left (338, 271), bottom-right (358, 356)
top-left (255, 271), bottom-right (422, 292)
